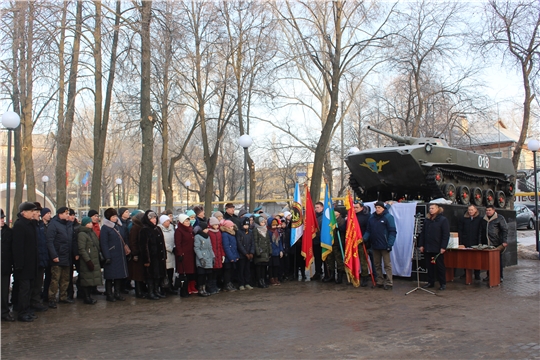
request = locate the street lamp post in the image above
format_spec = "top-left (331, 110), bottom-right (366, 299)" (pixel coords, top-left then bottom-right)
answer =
top-left (185, 180), bottom-right (191, 210)
top-left (42, 175), bottom-right (49, 207)
top-left (115, 178), bottom-right (122, 212)
top-left (2, 111), bottom-right (21, 226)
top-left (237, 134), bottom-right (253, 211)
top-left (527, 139), bottom-right (539, 255)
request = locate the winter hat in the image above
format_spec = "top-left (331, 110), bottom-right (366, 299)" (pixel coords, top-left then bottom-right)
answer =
top-left (374, 201), bottom-right (386, 208)
top-left (186, 210), bottom-right (196, 218)
top-left (222, 220), bottom-right (235, 228)
top-left (104, 207), bottom-right (118, 220)
top-left (212, 211), bottom-right (223, 218)
top-left (159, 215), bottom-right (170, 225)
top-left (271, 218), bottom-right (280, 227)
top-left (119, 207), bottom-right (129, 217)
top-left (238, 209), bottom-right (247, 218)
top-left (88, 209), bottom-right (99, 218)
top-left (209, 217), bottom-right (220, 226)
top-left (19, 202), bottom-right (37, 212)
top-left (253, 206), bottom-right (263, 213)
top-left (56, 206), bottom-right (69, 215)
top-left (255, 216), bottom-right (266, 225)
top-left (242, 218), bottom-right (250, 227)
top-left (40, 208), bottom-right (51, 217)
top-left (147, 211), bottom-right (158, 220)
top-left (193, 206), bottom-right (204, 216)
top-left (131, 209), bottom-right (143, 217)
top-left (283, 211), bottom-right (291, 219)
top-left (69, 208), bottom-right (76, 216)
top-left (81, 217), bottom-right (92, 227)
top-left (178, 214), bottom-right (189, 224)
top-left (33, 202), bottom-right (43, 211)
top-left (163, 209), bottom-right (173, 215)
top-left (0, 209), bottom-right (5, 218)
top-left (225, 203), bottom-right (235, 209)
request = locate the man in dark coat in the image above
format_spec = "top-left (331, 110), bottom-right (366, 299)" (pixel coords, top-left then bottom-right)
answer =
top-left (12, 202), bottom-right (39, 322)
top-left (481, 205), bottom-right (508, 282)
top-left (39, 208), bottom-right (52, 302)
top-left (310, 202), bottom-right (324, 281)
top-left (419, 203), bottom-right (450, 290)
top-left (1, 209), bottom-right (15, 321)
top-left (46, 206), bottom-right (78, 308)
top-left (223, 203), bottom-right (242, 228)
top-left (30, 204), bottom-right (49, 312)
top-left (458, 204), bottom-right (482, 280)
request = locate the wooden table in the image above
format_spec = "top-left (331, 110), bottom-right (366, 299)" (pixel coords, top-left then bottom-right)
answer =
top-left (444, 248), bottom-right (501, 287)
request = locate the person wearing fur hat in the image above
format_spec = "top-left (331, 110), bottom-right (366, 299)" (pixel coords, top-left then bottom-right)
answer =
top-left (139, 210), bottom-right (167, 300)
top-left (128, 212), bottom-right (147, 298)
top-left (193, 221), bottom-right (215, 297)
top-left (77, 217), bottom-right (102, 304)
top-left (174, 214), bottom-right (197, 296)
top-left (46, 206), bottom-right (78, 309)
top-left (221, 220), bottom-right (239, 292)
top-left (236, 217), bottom-right (255, 290)
top-left (253, 216), bottom-right (271, 288)
top-left (207, 217), bottom-right (225, 295)
top-left (158, 215), bottom-right (177, 295)
top-left (100, 208), bottom-right (129, 302)
top-left (212, 211), bottom-right (224, 222)
top-left (267, 217), bottom-right (284, 285)
top-left (87, 209), bottom-right (101, 239)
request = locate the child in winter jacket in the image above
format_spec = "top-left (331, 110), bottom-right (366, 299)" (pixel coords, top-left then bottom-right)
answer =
top-left (220, 220), bottom-right (239, 292)
top-left (236, 218), bottom-right (255, 290)
top-left (267, 217), bottom-right (284, 285)
top-left (193, 222), bottom-right (215, 297)
top-left (207, 217), bottom-right (225, 294)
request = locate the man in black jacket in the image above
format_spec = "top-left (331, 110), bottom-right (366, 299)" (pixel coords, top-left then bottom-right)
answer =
top-left (223, 203), bottom-right (242, 228)
top-left (12, 202), bottom-right (39, 322)
top-left (481, 205), bottom-right (508, 282)
top-left (46, 207), bottom-right (78, 308)
top-left (419, 203), bottom-right (450, 291)
top-left (1, 209), bottom-right (15, 321)
top-left (458, 205), bottom-right (482, 280)
top-left (354, 201), bottom-right (372, 287)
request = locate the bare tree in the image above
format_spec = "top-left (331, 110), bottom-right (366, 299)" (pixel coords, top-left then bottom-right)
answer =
top-left (481, 0), bottom-right (540, 170)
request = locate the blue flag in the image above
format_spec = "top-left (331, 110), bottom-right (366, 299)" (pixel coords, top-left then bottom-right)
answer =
top-left (82, 171), bottom-right (90, 186)
top-left (320, 184), bottom-right (335, 261)
top-left (290, 182), bottom-right (304, 247)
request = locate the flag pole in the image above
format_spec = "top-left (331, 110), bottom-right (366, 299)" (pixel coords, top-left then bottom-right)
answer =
top-left (361, 240), bottom-right (376, 287)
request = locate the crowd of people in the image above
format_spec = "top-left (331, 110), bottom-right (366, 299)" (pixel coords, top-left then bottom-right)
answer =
top-left (1, 198), bottom-right (508, 323)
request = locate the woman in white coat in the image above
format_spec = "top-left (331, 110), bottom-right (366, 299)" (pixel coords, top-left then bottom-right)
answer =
top-left (159, 215), bottom-right (177, 295)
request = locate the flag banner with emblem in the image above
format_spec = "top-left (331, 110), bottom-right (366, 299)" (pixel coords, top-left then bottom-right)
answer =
top-left (320, 183), bottom-right (335, 261)
top-left (290, 182), bottom-right (304, 247)
top-left (82, 171), bottom-right (90, 186)
top-left (301, 184), bottom-right (318, 270)
top-left (344, 190), bottom-right (362, 287)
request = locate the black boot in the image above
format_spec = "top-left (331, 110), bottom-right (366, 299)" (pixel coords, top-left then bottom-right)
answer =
top-left (146, 279), bottom-right (159, 300)
top-left (198, 285), bottom-right (210, 297)
top-left (335, 272), bottom-right (343, 284)
top-left (113, 281), bottom-right (126, 301)
top-left (155, 282), bottom-right (166, 298)
top-left (135, 281), bottom-right (146, 299)
top-left (83, 287), bottom-right (97, 305)
top-left (105, 280), bottom-right (116, 302)
top-left (360, 276), bottom-right (369, 287)
top-left (179, 281), bottom-right (189, 297)
top-left (120, 279), bottom-right (129, 294)
top-left (258, 279), bottom-right (265, 288)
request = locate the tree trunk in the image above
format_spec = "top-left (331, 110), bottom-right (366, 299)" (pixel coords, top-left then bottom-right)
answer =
top-left (512, 62), bottom-right (534, 170)
top-left (138, 0), bottom-right (153, 210)
top-left (90, 1), bottom-right (121, 211)
top-left (56, 0), bottom-right (82, 207)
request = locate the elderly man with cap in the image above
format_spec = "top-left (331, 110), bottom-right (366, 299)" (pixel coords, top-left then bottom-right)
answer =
top-left (12, 202), bottom-right (39, 321)
top-left (1, 209), bottom-right (15, 321)
top-left (363, 201), bottom-right (397, 290)
top-left (28, 204), bottom-right (49, 312)
top-left (223, 203), bottom-right (242, 228)
top-left (46, 206), bottom-right (78, 308)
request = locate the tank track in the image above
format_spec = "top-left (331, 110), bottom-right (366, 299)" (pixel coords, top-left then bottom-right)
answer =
top-left (426, 166), bottom-right (512, 206)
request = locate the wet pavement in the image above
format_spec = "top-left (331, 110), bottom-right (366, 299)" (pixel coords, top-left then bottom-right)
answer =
top-left (1, 259), bottom-right (539, 359)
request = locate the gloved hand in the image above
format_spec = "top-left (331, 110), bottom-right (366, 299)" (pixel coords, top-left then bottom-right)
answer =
top-left (200, 259), bottom-right (206, 268)
top-left (105, 258), bottom-right (111, 265)
top-left (177, 255), bottom-right (184, 262)
top-left (386, 247), bottom-right (392, 252)
top-left (86, 260), bottom-right (94, 271)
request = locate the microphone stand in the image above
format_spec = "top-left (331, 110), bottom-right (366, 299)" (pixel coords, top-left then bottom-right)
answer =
top-left (406, 213), bottom-right (435, 296)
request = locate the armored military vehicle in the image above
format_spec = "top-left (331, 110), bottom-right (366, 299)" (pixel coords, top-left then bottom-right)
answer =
top-left (345, 126), bottom-right (516, 208)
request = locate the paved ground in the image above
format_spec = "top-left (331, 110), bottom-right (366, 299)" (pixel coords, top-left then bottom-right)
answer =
top-left (2, 258), bottom-right (539, 359)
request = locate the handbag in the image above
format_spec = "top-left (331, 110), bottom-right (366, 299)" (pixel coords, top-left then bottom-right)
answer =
top-left (114, 228), bottom-right (132, 260)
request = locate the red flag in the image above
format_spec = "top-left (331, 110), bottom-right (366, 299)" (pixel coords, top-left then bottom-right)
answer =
top-left (301, 185), bottom-right (318, 270)
top-left (344, 191), bottom-right (361, 287)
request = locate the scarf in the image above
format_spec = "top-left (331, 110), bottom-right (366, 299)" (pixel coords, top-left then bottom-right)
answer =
top-left (254, 223), bottom-right (267, 238)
